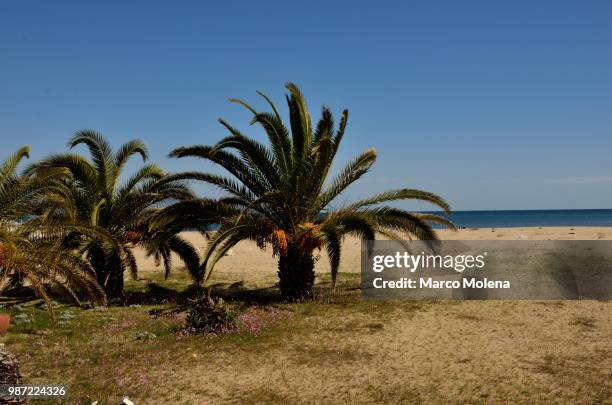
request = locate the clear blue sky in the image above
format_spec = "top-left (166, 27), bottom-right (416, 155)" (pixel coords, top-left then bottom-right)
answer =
top-left (1, 1), bottom-right (611, 210)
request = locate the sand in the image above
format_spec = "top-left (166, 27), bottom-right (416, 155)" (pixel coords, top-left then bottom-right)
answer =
top-left (135, 227), bottom-right (612, 403)
top-left (134, 226), bottom-right (612, 285)
top-left (126, 227), bottom-right (612, 402)
top-left (147, 300), bottom-right (612, 403)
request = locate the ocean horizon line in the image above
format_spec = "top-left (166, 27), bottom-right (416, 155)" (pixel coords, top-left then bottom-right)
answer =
top-left (420, 208), bottom-right (612, 228)
top-left (196, 209), bottom-right (612, 231)
top-left (423, 208), bottom-right (612, 213)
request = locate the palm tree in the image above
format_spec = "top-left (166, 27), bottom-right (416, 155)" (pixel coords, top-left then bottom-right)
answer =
top-left (0, 146), bottom-right (104, 308)
top-left (29, 131), bottom-right (201, 299)
top-left (163, 83), bottom-right (455, 299)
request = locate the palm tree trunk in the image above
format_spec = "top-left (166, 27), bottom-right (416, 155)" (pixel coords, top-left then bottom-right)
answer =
top-left (88, 244), bottom-right (107, 288)
top-left (89, 247), bottom-right (124, 300)
top-left (105, 253), bottom-right (124, 300)
top-left (277, 245), bottom-right (315, 300)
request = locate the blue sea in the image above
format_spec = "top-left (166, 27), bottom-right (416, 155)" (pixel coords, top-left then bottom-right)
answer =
top-left (202, 209), bottom-right (612, 231)
top-left (426, 209), bottom-right (612, 229)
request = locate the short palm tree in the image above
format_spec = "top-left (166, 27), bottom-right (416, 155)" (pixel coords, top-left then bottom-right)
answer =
top-left (30, 131), bottom-right (201, 299)
top-left (0, 146), bottom-right (104, 308)
top-left (164, 83), bottom-right (455, 299)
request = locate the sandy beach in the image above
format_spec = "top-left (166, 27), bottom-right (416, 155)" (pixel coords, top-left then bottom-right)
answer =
top-left (134, 226), bottom-right (612, 285)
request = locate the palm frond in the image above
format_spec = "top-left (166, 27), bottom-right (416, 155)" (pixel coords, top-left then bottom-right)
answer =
top-left (115, 139), bottom-right (148, 169)
top-left (166, 235), bottom-right (202, 283)
top-left (317, 149), bottom-right (377, 209)
top-left (347, 188), bottom-right (452, 214)
top-left (0, 146), bottom-right (29, 180)
top-left (68, 129), bottom-right (114, 191)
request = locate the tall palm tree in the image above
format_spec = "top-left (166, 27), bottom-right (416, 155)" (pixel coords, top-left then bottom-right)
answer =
top-left (162, 83), bottom-right (456, 300)
top-left (29, 131), bottom-right (201, 299)
top-left (0, 146), bottom-right (104, 308)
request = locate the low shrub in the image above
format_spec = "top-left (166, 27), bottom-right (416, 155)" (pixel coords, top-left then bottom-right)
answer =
top-left (185, 293), bottom-right (236, 334)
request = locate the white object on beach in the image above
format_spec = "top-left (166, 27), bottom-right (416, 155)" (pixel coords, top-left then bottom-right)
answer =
top-left (518, 234), bottom-right (528, 239)
top-left (122, 397), bottom-right (135, 405)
